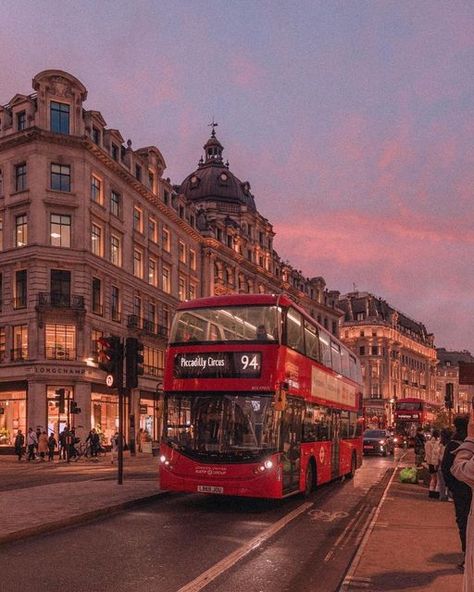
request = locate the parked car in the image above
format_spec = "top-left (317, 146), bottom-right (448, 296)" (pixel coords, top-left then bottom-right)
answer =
top-left (363, 429), bottom-right (395, 456)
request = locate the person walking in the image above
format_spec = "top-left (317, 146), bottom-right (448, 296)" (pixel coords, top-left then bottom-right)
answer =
top-left (438, 428), bottom-right (452, 501)
top-left (48, 433), bottom-right (57, 461)
top-left (442, 415), bottom-right (472, 571)
top-left (450, 411), bottom-right (474, 590)
top-left (14, 430), bottom-right (25, 461)
top-left (38, 431), bottom-right (48, 461)
top-left (110, 432), bottom-right (119, 464)
top-left (26, 427), bottom-right (37, 461)
top-left (137, 428), bottom-right (144, 453)
top-left (425, 429), bottom-right (441, 498)
top-left (414, 427), bottom-right (426, 467)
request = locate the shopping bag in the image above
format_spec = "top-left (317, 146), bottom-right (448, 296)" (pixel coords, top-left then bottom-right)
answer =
top-left (399, 467), bottom-right (417, 484)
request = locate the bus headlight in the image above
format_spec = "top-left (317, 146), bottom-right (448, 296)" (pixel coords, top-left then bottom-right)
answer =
top-left (159, 454), bottom-right (167, 463)
top-left (264, 459), bottom-right (274, 470)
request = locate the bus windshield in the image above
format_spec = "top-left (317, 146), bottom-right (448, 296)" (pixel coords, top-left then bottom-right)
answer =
top-left (396, 402), bottom-right (423, 411)
top-left (164, 393), bottom-right (278, 462)
top-left (170, 305), bottom-right (280, 344)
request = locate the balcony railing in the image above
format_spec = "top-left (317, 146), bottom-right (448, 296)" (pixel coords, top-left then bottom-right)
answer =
top-left (143, 364), bottom-right (162, 377)
top-left (127, 315), bottom-right (168, 339)
top-left (11, 348), bottom-right (28, 362)
top-left (45, 347), bottom-right (76, 361)
top-left (37, 292), bottom-right (85, 310)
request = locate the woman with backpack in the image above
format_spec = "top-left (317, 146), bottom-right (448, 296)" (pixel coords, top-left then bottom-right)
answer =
top-left (425, 429), bottom-right (441, 498)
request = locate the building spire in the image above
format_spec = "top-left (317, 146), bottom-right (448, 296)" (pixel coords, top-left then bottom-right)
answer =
top-left (208, 117), bottom-right (218, 138)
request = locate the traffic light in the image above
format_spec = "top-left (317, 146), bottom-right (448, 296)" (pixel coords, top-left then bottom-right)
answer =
top-left (445, 382), bottom-right (454, 409)
top-left (54, 388), bottom-right (65, 414)
top-left (70, 401), bottom-right (81, 414)
top-left (97, 336), bottom-right (123, 388)
top-left (125, 337), bottom-right (144, 389)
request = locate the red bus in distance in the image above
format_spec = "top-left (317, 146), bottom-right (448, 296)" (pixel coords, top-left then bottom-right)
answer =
top-left (394, 397), bottom-right (439, 445)
top-left (159, 294), bottom-right (364, 499)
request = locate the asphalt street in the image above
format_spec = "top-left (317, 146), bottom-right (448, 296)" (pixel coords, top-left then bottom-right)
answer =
top-left (0, 456), bottom-right (394, 592)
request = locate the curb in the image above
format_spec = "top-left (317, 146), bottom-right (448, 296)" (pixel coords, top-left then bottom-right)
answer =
top-left (0, 490), bottom-right (167, 546)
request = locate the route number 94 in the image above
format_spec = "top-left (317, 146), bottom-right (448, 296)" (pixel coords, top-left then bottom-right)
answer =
top-left (237, 353), bottom-right (261, 375)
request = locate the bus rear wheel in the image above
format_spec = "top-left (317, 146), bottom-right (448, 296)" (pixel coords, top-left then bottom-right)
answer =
top-left (304, 461), bottom-right (315, 497)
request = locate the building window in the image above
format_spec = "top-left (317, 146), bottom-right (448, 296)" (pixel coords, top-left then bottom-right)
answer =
top-left (178, 276), bottom-right (186, 301)
top-left (50, 101), bottom-right (70, 134)
top-left (50, 163), bottom-right (71, 192)
top-left (359, 346), bottom-right (365, 356)
top-left (0, 273), bottom-right (2, 312)
top-left (135, 164), bottom-right (142, 181)
top-left (12, 325), bottom-right (28, 361)
top-left (356, 312), bottom-right (365, 321)
top-left (162, 305), bottom-right (170, 331)
top-left (15, 163), bottom-right (27, 192)
top-left (0, 169), bottom-right (3, 196)
top-left (371, 346), bottom-right (379, 356)
top-left (17, 111), bottom-right (26, 131)
top-left (111, 144), bottom-right (119, 161)
top-left (148, 258), bottom-right (157, 286)
top-left (92, 126), bottom-right (100, 145)
top-left (91, 175), bottom-right (103, 204)
top-left (133, 206), bottom-right (143, 233)
top-left (91, 223), bottom-right (103, 256)
top-left (189, 249), bottom-right (196, 271)
top-left (91, 329), bottom-right (104, 357)
top-left (149, 217), bottom-right (158, 243)
top-left (162, 266), bottom-right (170, 293)
top-left (45, 324), bottom-right (76, 360)
top-left (50, 270), bottom-right (71, 306)
top-left (189, 283), bottom-right (196, 300)
top-left (0, 327), bottom-right (5, 362)
top-left (110, 234), bottom-right (122, 267)
top-left (14, 270), bottom-right (27, 309)
top-left (92, 277), bottom-right (102, 315)
top-left (110, 191), bottom-right (121, 217)
top-left (146, 301), bottom-right (156, 328)
top-left (15, 214), bottom-right (27, 247)
top-left (133, 295), bottom-right (142, 320)
top-left (179, 241), bottom-right (186, 263)
top-left (111, 286), bottom-right (121, 322)
top-left (163, 190), bottom-right (169, 206)
top-left (162, 227), bottom-right (170, 252)
top-left (0, 217), bottom-right (3, 251)
top-left (143, 346), bottom-right (163, 377)
top-left (133, 248), bottom-right (143, 279)
top-left (50, 214), bottom-right (71, 247)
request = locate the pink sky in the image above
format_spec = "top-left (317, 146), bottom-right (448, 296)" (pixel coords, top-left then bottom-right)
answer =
top-left (2, 1), bottom-right (473, 351)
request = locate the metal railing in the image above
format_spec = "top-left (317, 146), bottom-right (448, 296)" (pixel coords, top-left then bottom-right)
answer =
top-left (45, 347), bottom-right (76, 360)
top-left (37, 292), bottom-right (85, 309)
top-left (127, 315), bottom-right (168, 338)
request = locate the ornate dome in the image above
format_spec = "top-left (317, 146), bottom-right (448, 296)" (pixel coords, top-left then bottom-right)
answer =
top-left (179, 128), bottom-right (256, 211)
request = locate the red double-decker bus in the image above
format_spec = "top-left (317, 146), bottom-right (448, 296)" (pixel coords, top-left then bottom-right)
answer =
top-left (159, 294), bottom-right (364, 499)
top-left (394, 398), bottom-right (438, 445)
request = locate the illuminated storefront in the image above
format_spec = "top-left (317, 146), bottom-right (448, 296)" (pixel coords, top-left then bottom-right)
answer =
top-left (46, 386), bottom-right (73, 438)
top-left (0, 387), bottom-right (27, 446)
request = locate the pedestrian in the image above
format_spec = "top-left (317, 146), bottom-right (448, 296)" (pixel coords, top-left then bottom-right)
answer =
top-left (59, 428), bottom-right (67, 460)
top-left (414, 427), bottom-right (426, 467)
top-left (38, 431), bottom-right (48, 461)
top-left (438, 428), bottom-right (453, 501)
top-left (450, 411), bottom-right (474, 590)
top-left (87, 428), bottom-right (100, 457)
top-left (110, 431), bottom-right (119, 464)
top-left (14, 429), bottom-right (25, 461)
top-left (48, 433), bottom-right (57, 461)
top-left (137, 428), bottom-right (144, 453)
top-left (69, 428), bottom-right (78, 460)
top-left (425, 429), bottom-right (441, 498)
top-left (442, 414), bottom-right (472, 572)
top-left (26, 427), bottom-right (37, 461)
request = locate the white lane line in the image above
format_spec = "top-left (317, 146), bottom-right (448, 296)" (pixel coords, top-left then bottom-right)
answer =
top-left (177, 501), bottom-right (313, 592)
top-left (324, 506), bottom-right (365, 562)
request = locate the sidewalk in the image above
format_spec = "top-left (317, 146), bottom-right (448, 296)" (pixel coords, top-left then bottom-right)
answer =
top-left (342, 451), bottom-right (464, 591)
top-left (0, 453), bottom-right (163, 544)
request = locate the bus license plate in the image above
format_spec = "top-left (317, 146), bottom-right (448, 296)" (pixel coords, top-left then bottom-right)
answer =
top-left (197, 485), bottom-right (224, 494)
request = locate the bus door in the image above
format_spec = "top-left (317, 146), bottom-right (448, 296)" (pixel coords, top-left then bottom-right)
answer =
top-left (281, 397), bottom-right (304, 494)
top-left (331, 410), bottom-right (341, 480)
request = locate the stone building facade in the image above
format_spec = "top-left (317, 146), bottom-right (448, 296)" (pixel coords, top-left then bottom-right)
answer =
top-left (339, 292), bottom-right (438, 428)
top-left (0, 70), bottom-right (342, 450)
top-left (436, 348), bottom-right (474, 415)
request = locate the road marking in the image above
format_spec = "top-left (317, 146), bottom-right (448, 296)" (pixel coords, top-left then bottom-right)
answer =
top-left (177, 501), bottom-right (313, 592)
top-left (324, 507), bottom-right (364, 562)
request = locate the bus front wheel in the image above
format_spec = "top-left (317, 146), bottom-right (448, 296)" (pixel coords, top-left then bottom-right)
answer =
top-left (304, 461), bottom-right (315, 497)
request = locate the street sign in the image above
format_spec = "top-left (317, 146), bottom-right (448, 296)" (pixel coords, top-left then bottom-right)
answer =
top-left (106, 374), bottom-right (115, 387)
top-left (459, 361), bottom-right (474, 385)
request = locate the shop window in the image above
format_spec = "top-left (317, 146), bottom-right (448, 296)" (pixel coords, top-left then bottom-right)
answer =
top-left (45, 324), bottom-right (76, 360)
top-left (47, 386), bottom-right (73, 440)
top-left (0, 390), bottom-right (27, 446)
top-left (91, 393), bottom-right (119, 443)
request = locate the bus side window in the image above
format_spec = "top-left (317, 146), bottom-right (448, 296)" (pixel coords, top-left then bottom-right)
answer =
top-left (319, 332), bottom-right (331, 368)
top-left (302, 405), bottom-right (317, 442)
top-left (304, 321), bottom-right (320, 362)
top-left (349, 356), bottom-right (357, 380)
top-left (316, 406), bottom-right (331, 441)
top-left (331, 341), bottom-right (342, 374)
top-left (341, 348), bottom-right (350, 378)
top-left (340, 410), bottom-right (350, 438)
top-left (285, 308), bottom-right (305, 354)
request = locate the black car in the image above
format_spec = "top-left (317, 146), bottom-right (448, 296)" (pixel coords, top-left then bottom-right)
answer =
top-left (363, 429), bottom-right (395, 456)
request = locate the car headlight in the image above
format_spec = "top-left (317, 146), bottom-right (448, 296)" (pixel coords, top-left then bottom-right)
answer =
top-left (379, 440), bottom-right (386, 445)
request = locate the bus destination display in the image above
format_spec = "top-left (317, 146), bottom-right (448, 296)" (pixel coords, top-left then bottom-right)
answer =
top-left (174, 352), bottom-right (262, 378)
